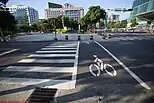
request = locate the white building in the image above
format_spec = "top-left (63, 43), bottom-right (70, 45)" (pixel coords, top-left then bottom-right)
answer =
top-left (45, 3), bottom-right (84, 22)
top-left (109, 13), bottom-right (120, 22)
top-left (8, 5), bottom-right (39, 25)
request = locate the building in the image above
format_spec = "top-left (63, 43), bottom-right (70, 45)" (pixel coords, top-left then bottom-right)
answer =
top-left (108, 13), bottom-right (120, 22)
top-left (129, 0), bottom-right (154, 26)
top-left (48, 2), bottom-right (62, 8)
top-left (8, 5), bottom-right (39, 25)
top-left (45, 3), bottom-right (84, 22)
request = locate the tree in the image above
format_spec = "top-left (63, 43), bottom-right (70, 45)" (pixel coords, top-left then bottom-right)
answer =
top-left (19, 13), bottom-right (29, 26)
top-left (0, 0), bottom-right (16, 39)
top-left (80, 6), bottom-right (106, 32)
top-left (0, 0), bottom-right (9, 5)
top-left (120, 20), bottom-right (127, 28)
top-left (107, 20), bottom-right (127, 29)
top-left (131, 18), bottom-right (138, 27)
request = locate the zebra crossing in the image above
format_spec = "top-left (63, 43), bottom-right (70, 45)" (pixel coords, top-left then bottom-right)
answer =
top-left (0, 41), bottom-right (80, 91)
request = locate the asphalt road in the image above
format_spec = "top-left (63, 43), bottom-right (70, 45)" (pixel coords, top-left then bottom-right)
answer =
top-left (0, 33), bottom-right (154, 103)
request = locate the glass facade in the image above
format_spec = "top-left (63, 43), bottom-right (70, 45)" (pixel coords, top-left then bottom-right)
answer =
top-left (48, 2), bottom-right (62, 8)
top-left (132, 0), bottom-right (149, 8)
top-left (129, 0), bottom-right (154, 21)
top-left (64, 10), bottom-right (81, 21)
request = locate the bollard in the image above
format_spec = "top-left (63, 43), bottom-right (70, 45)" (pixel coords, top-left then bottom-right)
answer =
top-left (65, 35), bottom-right (68, 40)
top-left (90, 35), bottom-right (93, 40)
top-left (54, 37), bottom-right (58, 41)
top-left (109, 33), bottom-right (112, 38)
top-left (103, 34), bottom-right (106, 39)
top-left (78, 36), bottom-right (81, 40)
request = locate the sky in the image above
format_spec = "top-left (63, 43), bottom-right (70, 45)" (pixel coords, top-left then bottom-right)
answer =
top-left (7, 0), bottom-right (134, 20)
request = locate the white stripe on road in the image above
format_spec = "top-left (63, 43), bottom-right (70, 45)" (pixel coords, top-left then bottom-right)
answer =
top-left (36, 50), bottom-right (76, 53)
top-left (0, 49), bottom-right (19, 57)
top-left (46, 45), bottom-right (77, 48)
top-left (49, 43), bottom-right (77, 46)
top-left (28, 54), bottom-right (76, 57)
top-left (41, 48), bottom-right (76, 50)
top-left (71, 41), bottom-right (80, 88)
top-left (4, 66), bottom-right (75, 73)
top-left (95, 41), bottom-right (151, 90)
top-left (0, 78), bottom-right (73, 89)
top-left (18, 59), bottom-right (75, 63)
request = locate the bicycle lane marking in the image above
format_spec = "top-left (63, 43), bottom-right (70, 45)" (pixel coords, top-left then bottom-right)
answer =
top-left (94, 41), bottom-right (151, 90)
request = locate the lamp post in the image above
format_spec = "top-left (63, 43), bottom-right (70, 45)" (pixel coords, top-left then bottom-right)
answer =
top-left (60, 10), bottom-right (65, 29)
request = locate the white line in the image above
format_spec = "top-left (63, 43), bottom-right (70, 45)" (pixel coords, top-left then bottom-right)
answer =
top-left (0, 78), bottom-right (72, 89)
top-left (4, 66), bottom-right (75, 73)
top-left (49, 43), bottom-right (77, 46)
top-left (36, 50), bottom-right (76, 53)
top-left (0, 49), bottom-right (19, 57)
top-left (42, 48), bottom-right (76, 50)
top-left (46, 45), bottom-right (77, 48)
top-left (94, 41), bottom-right (151, 90)
top-left (28, 54), bottom-right (76, 57)
top-left (71, 41), bottom-right (80, 88)
top-left (18, 59), bottom-right (75, 63)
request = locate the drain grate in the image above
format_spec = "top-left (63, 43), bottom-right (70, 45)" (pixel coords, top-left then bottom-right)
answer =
top-left (26, 87), bottom-right (57, 103)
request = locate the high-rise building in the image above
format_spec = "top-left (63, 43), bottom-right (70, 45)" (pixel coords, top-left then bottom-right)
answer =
top-left (129, 0), bottom-right (154, 24)
top-left (45, 3), bottom-right (84, 22)
top-left (109, 13), bottom-right (120, 22)
top-left (8, 5), bottom-right (39, 25)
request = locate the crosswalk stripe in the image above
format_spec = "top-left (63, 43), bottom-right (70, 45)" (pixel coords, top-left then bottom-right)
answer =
top-left (4, 66), bottom-right (75, 73)
top-left (0, 78), bottom-right (72, 89)
top-left (18, 59), bottom-right (75, 63)
top-left (46, 45), bottom-right (77, 48)
top-left (0, 42), bottom-right (79, 90)
top-left (41, 48), bottom-right (77, 50)
top-left (36, 50), bottom-right (76, 53)
top-left (28, 54), bottom-right (76, 57)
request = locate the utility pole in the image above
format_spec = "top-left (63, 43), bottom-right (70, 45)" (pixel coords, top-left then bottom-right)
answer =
top-left (61, 10), bottom-right (65, 29)
top-left (54, 18), bottom-right (57, 40)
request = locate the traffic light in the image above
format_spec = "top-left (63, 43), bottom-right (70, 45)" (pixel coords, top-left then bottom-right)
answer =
top-left (127, 9), bottom-right (133, 11)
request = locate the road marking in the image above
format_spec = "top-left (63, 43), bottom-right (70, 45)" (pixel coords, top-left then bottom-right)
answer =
top-left (94, 41), bottom-right (151, 90)
top-left (28, 54), bottom-right (76, 57)
top-left (18, 59), bottom-right (75, 63)
top-left (46, 45), bottom-right (77, 48)
top-left (82, 41), bottom-right (90, 44)
top-left (0, 78), bottom-right (72, 89)
top-left (0, 42), bottom-right (79, 90)
top-left (4, 66), bottom-right (75, 73)
top-left (36, 50), bottom-right (76, 53)
top-left (71, 41), bottom-right (80, 88)
top-left (0, 49), bottom-right (19, 57)
top-left (41, 48), bottom-right (76, 50)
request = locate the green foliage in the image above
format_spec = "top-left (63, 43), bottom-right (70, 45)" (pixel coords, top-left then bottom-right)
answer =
top-left (56, 29), bottom-right (68, 33)
top-left (30, 16), bottom-right (78, 33)
top-left (80, 6), bottom-right (106, 32)
top-left (0, 0), bottom-right (16, 37)
top-left (107, 20), bottom-right (128, 29)
top-left (0, 0), bottom-right (9, 5)
top-left (20, 13), bottom-right (29, 26)
top-left (17, 25), bottom-right (30, 32)
top-left (131, 18), bottom-right (138, 27)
